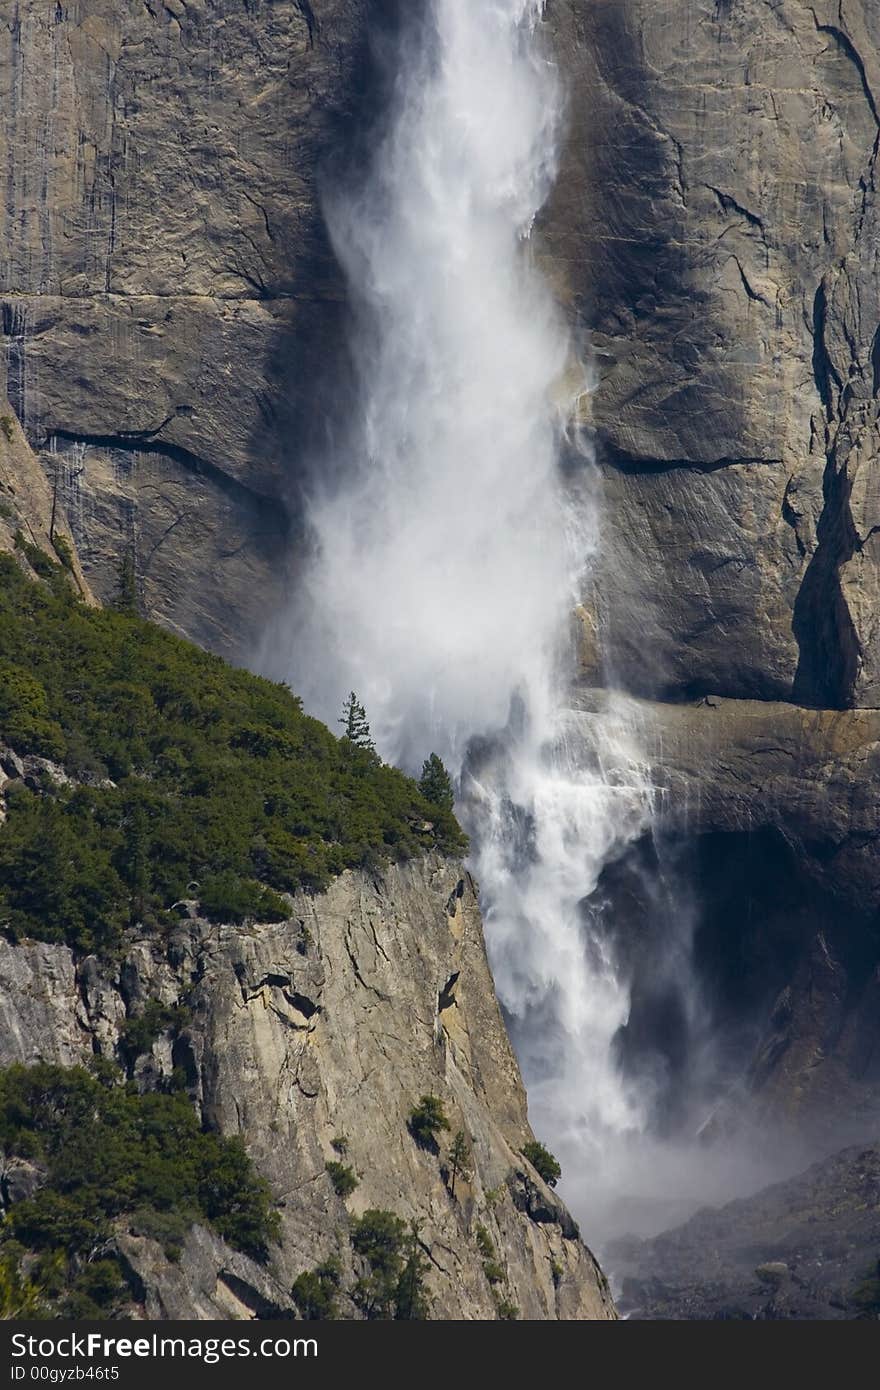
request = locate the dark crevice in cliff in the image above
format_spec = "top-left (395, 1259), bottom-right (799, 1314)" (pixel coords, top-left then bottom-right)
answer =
top-left (604, 822), bottom-right (880, 1151)
top-left (295, 1), bottom-right (317, 48)
top-left (811, 281), bottom-right (843, 414)
top-left (782, 477), bottom-right (807, 558)
top-left (731, 255), bottom-right (771, 307)
top-left (437, 972), bottom-right (459, 1013)
top-left (600, 441), bottom-right (781, 475)
top-left (811, 15), bottom-right (880, 128)
top-left (285, 990), bottom-right (320, 1020)
top-left (791, 446), bottom-right (860, 709)
top-left (46, 427), bottom-right (290, 529)
top-left (217, 1271), bottom-right (289, 1320)
top-left (871, 324), bottom-right (880, 397)
top-left (706, 185), bottom-right (765, 235)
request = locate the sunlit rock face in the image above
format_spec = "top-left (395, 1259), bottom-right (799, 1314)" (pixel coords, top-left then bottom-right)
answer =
top-left (0, 856), bottom-right (616, 1321)
top-left (544, 0), bottom-right (880, 709)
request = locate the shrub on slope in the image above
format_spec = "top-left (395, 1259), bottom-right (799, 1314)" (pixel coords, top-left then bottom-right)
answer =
top-left (0, 555), bottom-right (466, 952)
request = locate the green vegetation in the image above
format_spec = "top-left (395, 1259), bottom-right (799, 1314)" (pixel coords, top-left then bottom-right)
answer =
top-left (0, 1248), bottom-right (46, 1318)
top-left (350, 1210), bottom-right (430, 1320)
top-left (291, 1210), bottom-right (432, 1321)
top-left (325, 1160), bottom-right (358, 1198)
top-left (474, 1222), bottom-right (504, 1287)
top-left (408, 1094), bottom-right (450, 1149)
top-left (330, 1134), bottom-right (348, 1155)
top-left (0, 415), bottom-right (14, 443)
top-left (118, 999), bottom-right (191, 1065)
top-left (418, 753), bottom-right (455, 812)
top-left (50, 534), bottom-right (74, 572)
top-left (0, 554), bottom-right (466, 953)
top-left (13, 530), bottom-right (57, 583)
top-left (0, 658), bottom-right (66, 759)
top-left (0, 1063), bottom-right (280, 1317)
top-left (291, 1256), bottom-right (343, 1320)
top-left (474, 1216), bottom-right (519, 1316)
top-left (115, 550), bottom-right (139, 615)
top-left (522, 1139), bottom-right (562, 1188)
top-left (339, 691), bottom-right (375, 752)
top-left (475, 1223), bottom-right (494, 1260)
top-left (446, 1129), bottom-right (472, 1198)
top-left (196, 872), bottom-right (289, 926)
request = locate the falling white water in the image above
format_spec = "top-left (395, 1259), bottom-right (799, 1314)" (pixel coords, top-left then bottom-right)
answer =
top-left (275, 0), bottom-right (657, 1226)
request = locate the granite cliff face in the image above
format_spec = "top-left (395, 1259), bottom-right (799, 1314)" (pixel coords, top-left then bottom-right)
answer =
top-left (569, 690), bottom-right (880, 1150)
top-left (1, 0), bottom-right (377, 656)
top-left (0, 850), bottom-right (613, 1320)
top-left (546, 0), bottom-right (880, 710)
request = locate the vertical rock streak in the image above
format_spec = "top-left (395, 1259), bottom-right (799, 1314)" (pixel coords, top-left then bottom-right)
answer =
top-left (285, 0), bottom-right (654, 1213)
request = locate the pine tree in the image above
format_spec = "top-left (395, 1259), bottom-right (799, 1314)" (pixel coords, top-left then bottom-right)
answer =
top-left (447, 1129), bottom-right (473, 1198)
top-left (115, 549), bottom-right (138, 615)
top-left (339, 692), bottom-right (375, 751)
top-left (395, 1222), bottom-right (430, 1320)
top-left (418, 753), bottom-right (455, 811)
top-left (123, 793), bottom-right (151, 926)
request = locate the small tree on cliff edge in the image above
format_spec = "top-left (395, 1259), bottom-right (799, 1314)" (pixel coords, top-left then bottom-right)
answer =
top-left (446, 1129), bottom-right (473, 1198)
top-left (418, 753), bottom-right (454, 812)
top-left (115, 550), bottom-right (139, 615)
top-left (339, 692), bottom-right (375, 751)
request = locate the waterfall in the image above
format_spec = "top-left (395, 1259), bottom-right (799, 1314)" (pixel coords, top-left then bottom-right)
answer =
top-left (274, 0), bottom-right (658, 1232)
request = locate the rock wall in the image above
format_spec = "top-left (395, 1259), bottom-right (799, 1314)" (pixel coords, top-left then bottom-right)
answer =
top-left (538, 1), bottom-right (880, 1145)
top-left (546, 0), bottom-right (880, 708)
top-left (0, 852), bottom-right (614, 1320)
top-left (7, 0), bottom-right (879, 704)
top-left (0, 0), bottom-right (377, 657)
top-left (0, 391), bottom-right (94, 597)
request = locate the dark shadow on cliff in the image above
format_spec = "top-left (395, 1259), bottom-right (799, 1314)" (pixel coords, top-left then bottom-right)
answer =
top-left (599, 823), bottom-right (880, 1150)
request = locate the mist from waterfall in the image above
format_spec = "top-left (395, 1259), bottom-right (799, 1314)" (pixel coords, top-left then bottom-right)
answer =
top-left (271, 0), bottom-right (673, 1237)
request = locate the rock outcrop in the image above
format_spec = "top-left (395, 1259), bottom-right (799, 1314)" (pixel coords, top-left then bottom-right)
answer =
top-left (0, 854), bottom-right (615, 1321)
top-left (0, 394), bottom-right (93, 598)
